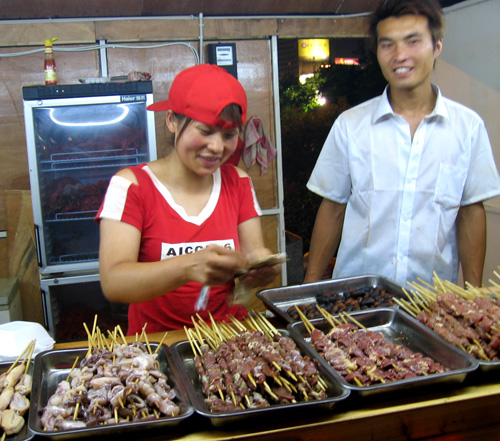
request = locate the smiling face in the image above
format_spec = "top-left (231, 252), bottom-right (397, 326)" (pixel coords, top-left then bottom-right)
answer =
top-left (166, 110), bottom-right (240, 177)
top-left (376, 14), bottom-right (442, 95)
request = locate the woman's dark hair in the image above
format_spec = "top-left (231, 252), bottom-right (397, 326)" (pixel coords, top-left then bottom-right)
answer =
top-left (368, 0), bottom-right (445, 52)
top-left (166, 103), bottom-right (243, 150)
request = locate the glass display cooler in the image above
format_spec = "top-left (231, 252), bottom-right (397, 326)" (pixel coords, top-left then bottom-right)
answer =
top-left (23, 82), bottom-right (157, 339)
top-left (39, 272), bottom-right (129, 341)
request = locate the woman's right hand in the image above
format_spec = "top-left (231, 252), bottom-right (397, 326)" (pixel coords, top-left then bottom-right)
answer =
top-left (188, 244), bottom-right (249, 286)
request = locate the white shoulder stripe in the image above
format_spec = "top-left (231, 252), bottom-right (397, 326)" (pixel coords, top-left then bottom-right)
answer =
top-left (99, 176), bottom-right (133, 221)
top-left (249, 179), bottom-right (262, 216)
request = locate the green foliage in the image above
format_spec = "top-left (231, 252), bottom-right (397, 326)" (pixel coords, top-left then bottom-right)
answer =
top-left (279, 74), bottom-right (323, 113)
top-left (280, 55), bottom-right (387, 252)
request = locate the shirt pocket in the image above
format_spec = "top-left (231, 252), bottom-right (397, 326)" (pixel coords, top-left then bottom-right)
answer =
top-left (433, 162), bottom-right (467, 209)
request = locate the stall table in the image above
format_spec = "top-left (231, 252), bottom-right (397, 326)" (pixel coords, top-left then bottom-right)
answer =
top-left (46, 328), bottom-right (500, 441)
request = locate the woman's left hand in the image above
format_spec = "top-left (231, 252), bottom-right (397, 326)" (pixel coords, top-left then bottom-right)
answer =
top-left (238, 251), bottom-right (283, 287)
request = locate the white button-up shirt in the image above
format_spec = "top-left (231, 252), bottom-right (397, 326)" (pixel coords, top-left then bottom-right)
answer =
top-left (307, 86), bottom-right (500, 285)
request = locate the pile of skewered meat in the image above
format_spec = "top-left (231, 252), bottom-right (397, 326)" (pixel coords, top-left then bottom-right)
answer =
top-left (309, 322), bottom-right (448, 386)
top-left (0, 341), bottom-right (34, 437)
top-left (44, 177), bottom-right (109, 219)
top-left (287, 287), bottom-right (396, 321)
top-left (187, 314), bottom-right (328, 412)
top-left (40, 341), bottom-right (180, 431)
top-left (415, 291), bottom-right (500, 361)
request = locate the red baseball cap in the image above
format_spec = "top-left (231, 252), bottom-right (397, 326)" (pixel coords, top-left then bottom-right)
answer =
top-left (147, 64), bottom-right (247, 128)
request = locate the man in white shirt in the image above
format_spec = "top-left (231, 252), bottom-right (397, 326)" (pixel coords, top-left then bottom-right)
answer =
top-left (304, 0), bottom-right (500, 287)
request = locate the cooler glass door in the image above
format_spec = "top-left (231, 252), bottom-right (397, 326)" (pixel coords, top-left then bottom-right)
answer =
top-left (25, 97), bottom-right (154, 274)
top-left (40, 273), bottom-right (129, 341)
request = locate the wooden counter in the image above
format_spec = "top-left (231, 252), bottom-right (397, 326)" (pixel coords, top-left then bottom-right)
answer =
top-left (49, 328), bottom-right (500, 441)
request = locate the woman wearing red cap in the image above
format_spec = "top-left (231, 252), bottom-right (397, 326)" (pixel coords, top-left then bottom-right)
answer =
top-left (96, 64), bottom-right (280, 334)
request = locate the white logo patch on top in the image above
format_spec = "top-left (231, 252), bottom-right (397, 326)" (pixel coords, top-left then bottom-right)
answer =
top-left (161, 239), bottom-right (236, 260)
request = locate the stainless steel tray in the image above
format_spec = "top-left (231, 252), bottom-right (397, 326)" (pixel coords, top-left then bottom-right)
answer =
top-left (476, 359), bottom-right (500, 371)
top-left (257, 274), bottom-right (405, 324)
top-left (288, 308), bottom-right (479, 397)
top-left (0, 361), bottom-right (34, 441)
top-left (28, 344), bottom-right (194, 439)
top-left (170, 329), bottom-right (350, 427)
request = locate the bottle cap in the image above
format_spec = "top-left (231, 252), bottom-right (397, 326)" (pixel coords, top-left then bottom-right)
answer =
top-left (44, 37), bottom-right (58, 47)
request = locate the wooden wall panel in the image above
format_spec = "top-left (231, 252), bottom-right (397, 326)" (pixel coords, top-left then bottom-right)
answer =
top-left (0, 46), bottom-right (100, 238)
top-left (0, 21), bottom-right (96, 46)
top-left (0, 238), bottom-right (8, 278)
top-left (94, 17), bottom-right (368, 43)
top-left (1, 1), bottom-right (378, 20)
top-left (95, 19), bottom-right (202, 42)
top-left (201, 18), bottom-right (279, 39)
top-left (277, 16), bottom-right (369, 38)
top-left (0, 16), bottom-right (368, 48)
top-left (5, 190), bottom-right (44, 324)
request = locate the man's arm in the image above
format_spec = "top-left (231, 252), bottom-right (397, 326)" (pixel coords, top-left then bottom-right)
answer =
top-left (456, 201), bottom-right (486, 287)
top-left (304, 198), bottom-right (346, 283)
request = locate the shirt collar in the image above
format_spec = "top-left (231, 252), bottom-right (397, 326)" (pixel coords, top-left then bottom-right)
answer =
top-left (373, 84), bottom-right (449, 123)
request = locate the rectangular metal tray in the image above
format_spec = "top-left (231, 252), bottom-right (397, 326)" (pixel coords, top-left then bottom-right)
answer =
top-left (288, 308), bottom-right (479, 397)
top-left (170, 329), bottom-right (350, 427)
top-left (257, 274), bottom-right (405, 324)
top-left (28, 343), bottom-right (194, 439)
top-left (0, 361), bottom-right (34, 441)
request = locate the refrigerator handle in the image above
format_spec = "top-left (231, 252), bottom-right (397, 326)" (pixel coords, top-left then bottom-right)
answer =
top-left (34, 224), bottom-right (43, 267)
top-left (40, 287), bottom-right (50, 333)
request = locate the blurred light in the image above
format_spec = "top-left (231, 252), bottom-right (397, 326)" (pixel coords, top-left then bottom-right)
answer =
top-left (335, 57), bottom-right (359, 65)
top-left (49, 104), bottom-right (130, 127)
top-left (298, 39), bottom-right (330, 61)
top-left (299, 73), bottom-right (314, 84)
top-left (316, 95), bottom-right (327, 106)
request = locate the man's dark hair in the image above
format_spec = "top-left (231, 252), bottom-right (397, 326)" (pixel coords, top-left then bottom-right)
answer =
top-left (368, 0), bottom-right (445, 52)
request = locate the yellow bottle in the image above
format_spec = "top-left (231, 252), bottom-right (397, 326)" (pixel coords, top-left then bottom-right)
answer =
top-left (44, 37), bottom-right (58, 85)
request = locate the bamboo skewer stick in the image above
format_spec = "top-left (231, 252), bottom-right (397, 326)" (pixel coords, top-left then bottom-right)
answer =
top-left (317, 305), bottom-right (338, 328)
top-left (433, 272), bottom-right (446, 293)
top-left (411, 291), bottom-right (431, 313)
top-left (208, 311), bottom-right (224, 343)
top-left (143, 330), bottom-right (152, 354)
top-left (66, 356), bottom-right (80, 382)
top-left (340, 312), bottom-right (367, 331)
top-left (154, 331), bottom-right (169, 353)
top-left (403, 288), bottom-right (422, 313)
top-left (24, 340), bottom-right (35, 369)
top-left (91, 314), bottom-right (98, 343)
top-left (293, 305), bottom-right (315, 333)
top-left (6, 340), bottom-right (35, 374)
top-left (393, 298), bottom-right (418, 317)
top-left (407, 281), bottom-right (435, 304)
top-left (416, 277), bottom-right (438, 293)
top-left (227, 314), bottom-right (247, 332)
top-left (184, 326), bottom-right (198, 356)
top-left (464, 281), bottom-right (483, 297)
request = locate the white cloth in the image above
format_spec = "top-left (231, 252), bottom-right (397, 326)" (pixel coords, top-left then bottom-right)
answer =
top-left (243, 115), bottom-right (276, 174)
top-left (0, 321), bottom-right (54, 362)
top-left (307, 85), bottom-right (500, 286)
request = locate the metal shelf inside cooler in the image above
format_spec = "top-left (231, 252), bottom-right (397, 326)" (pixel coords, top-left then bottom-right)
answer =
top-left (44, 210), bottom-right (98, 221)
top-left (50, 252), bottom-right (99, 264)
top-left (39, 148), bottom-right (148, 171)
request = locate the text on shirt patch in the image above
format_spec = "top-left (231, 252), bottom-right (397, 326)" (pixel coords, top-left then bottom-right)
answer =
top-left (161, 239), bottom-right (236, 260)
